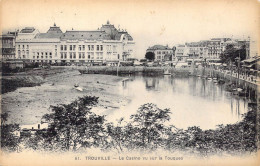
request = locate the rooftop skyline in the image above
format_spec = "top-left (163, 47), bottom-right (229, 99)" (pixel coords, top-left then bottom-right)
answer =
top-left (1, 0), bottom-right (259, 58)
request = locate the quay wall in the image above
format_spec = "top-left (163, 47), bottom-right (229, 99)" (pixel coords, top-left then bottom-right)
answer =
top-left (51, 66), bottom-right (258, 91)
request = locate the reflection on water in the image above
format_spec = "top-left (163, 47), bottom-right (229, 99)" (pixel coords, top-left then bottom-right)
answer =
top-left (115, 75), bottom-right (249, 130)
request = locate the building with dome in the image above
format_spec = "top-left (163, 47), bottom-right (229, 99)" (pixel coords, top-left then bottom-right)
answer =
top-left (15, 21), bottom-right (135, 65)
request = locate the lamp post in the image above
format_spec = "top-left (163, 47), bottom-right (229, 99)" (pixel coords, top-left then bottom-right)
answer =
top-left (235, 55), bottom-right (241, 86)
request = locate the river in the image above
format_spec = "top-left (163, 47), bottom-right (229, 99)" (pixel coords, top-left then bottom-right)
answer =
top-left (107, 75), bottom-right (250, 130)
top-left (2, 71), bottom-right (250, 130)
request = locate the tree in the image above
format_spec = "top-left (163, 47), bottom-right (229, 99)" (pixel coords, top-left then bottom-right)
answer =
top-left (129, 103), bottom-right (171, 150)
top-left (1, 113), bottom-right (20, 152)
top-left (220, 44), bottom-right (247, 66)
top-left (145, 52), bottom-right (155, 61)
top-left (33, 96), bottom-right (107, 151)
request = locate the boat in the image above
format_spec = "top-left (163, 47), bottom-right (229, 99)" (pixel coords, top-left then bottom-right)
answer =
top-left (74, 83), bottom-right (79, 88)
top-left (218, 79), bottom-right (225, 84)
top-left (75, 87), bottom-right (83, 92)
top-left (207, 77), bottom-right (212, 81)
top-left (163, 69), bottom-right (171, 75)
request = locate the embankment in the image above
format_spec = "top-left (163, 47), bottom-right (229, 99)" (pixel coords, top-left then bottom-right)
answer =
top-left (1, 68), bottom-right (75, 94)
top-left (76, 66), bottom-right (191, 76)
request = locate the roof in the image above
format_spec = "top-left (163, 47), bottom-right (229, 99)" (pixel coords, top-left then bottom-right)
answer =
top-left (46, 26), bottom-right (63, 33)
top-left (61, 31), bottom-right (111, 40)
top-left (115, 32), bottom-right (133, 41)
top-left (242, 57), bottom-right (260, 63)
top-left (20, 27), bottom-right (35, 33)
top-left (148, 45), bottom-right (172, 50)
top-left (35, 33), bottom-right (63, 39)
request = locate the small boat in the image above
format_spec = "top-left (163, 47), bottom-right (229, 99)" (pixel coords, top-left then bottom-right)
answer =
top-left (197, 75), bottom-right (201, 77)
top-left (74, 83), bottom-right (79, 88)
top-left (213, 80), bottom-right (218, 83)
top-left (163, 69), bottom-right (171, 75)
top-left (75, 87), bottom-right (83, 92)
top-left (207, 77), bottom-right (212, 81)
top-left (218, 79), bottom-right (225, 84)
top-left (213, 78), bottom-right (217, 80)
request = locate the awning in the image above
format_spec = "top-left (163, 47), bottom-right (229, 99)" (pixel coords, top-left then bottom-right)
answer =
top-left (241, 57), bottom-right (260, 63)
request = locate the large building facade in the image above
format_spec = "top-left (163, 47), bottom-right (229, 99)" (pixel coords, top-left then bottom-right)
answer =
top-left (15, 21), bottom-right (135, 64)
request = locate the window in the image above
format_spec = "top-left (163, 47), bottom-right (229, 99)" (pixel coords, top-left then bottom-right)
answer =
top-left (88, 53), bottom-right (90, 59)
top-left (100, 45), bottom-right (103, 51)
top-left (70, 45), bottom-right (72, 51)
top-left (50, 56), bottom-right (52, 59)
top-left (46, 52), bottom-right (48, 55)
top-left (50, 52), bottom-right (52, 56)
top-left (91, 45), bottom-right (94, 51)
top-left (27, 45), bottom-right (29, 49)
top-left (64, 45), bottom-right (67, 51)
top-left (97, 45), bottom-right (99, 51)
top-left (113, 45), bottom-right (116, 52)
top-left (79, 53), bottom-right (81, 59)
top-left (64, 53), bottom-right (67, 59)
top-left (18, 45), bottom-right (20, 49)
top-left (23, 45), bottom-right (24, 49)
top-left (73, 53), bottom-right (76, 58)
top-left (82, 53), bottom-right (85, 59)
top-left (82, 45), bottom-right (85, 51)
top-left (46, 56), bottom-right (48, 59)
top-left (33, 56), bottom-right (35, 59)
top-left (55, 45), bottom-right (57, 48)
top-left (61, 45), bottom-right (63, 51)
top-left (70, 53), bottom-right (72, 59)
top-left (88, 45), bottom-right (91, 51)
top-left (61, 53), bottom-right (63, 59)
top-left (73, 45), bottom-right (76, 51)
top-left (79, 45), bottom-right (82, 51)
top-left (37, 56), bottom-right (39, 59)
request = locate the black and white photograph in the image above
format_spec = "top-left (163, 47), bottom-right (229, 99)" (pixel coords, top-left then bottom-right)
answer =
top-left (0, 0), bottom-right (259, 165)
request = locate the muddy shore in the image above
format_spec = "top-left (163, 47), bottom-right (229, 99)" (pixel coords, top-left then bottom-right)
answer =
top-left (1, 68), bottom-right (130, 125)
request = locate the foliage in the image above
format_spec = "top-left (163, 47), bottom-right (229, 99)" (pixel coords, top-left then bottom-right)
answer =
top-left (2, 97), bottom-right (257, 156)
top-left (1, 113), bottom-right (20, 152)
top-left (219, 44), bottom-right (247, 66)
top-left (145, 52), bottom-right (155, 61)
top-left (25, 96), bottom-right (107, 151)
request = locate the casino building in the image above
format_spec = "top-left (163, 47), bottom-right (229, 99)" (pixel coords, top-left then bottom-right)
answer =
top-left (15, 21), bottom-right (135, 65)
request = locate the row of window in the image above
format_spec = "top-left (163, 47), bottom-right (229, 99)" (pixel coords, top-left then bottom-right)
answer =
top-left (60, 45), bottom-right (104, 51)
top-left (157, 51), bottom-right (171, 55)
top-left (60, 52), bottom-right (103, 59)
top-left (33, 56), bottom-right (52, 59)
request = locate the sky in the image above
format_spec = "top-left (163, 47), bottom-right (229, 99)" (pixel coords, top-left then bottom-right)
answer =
top-left (1, 0), bottom-right (259, 58)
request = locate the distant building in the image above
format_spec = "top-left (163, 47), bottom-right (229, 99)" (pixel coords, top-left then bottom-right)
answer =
top-left (175, 45), bottom-right (189, 62)
top-left (15, 21), bottom-right (135, 64)
top-left (146, 45), bottom-right (174, 61)
top-left (185, 38), bottom-right (233, 62)
top-left (1, 31), bottom-right (18, 61)
top-left (249, 38), bottom-right (258, 58)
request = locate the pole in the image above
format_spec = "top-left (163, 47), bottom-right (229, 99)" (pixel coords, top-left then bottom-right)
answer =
top-left (238, 52), bottom-right (240, 86)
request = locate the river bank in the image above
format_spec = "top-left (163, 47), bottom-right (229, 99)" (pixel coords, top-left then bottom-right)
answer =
top-left (1, 69), bottom-right (130, 125)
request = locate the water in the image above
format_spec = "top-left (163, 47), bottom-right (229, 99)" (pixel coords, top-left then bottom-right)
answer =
top-left (107, 75), bottom-right (249, 130)
top-left (2, 72), bottom-right (250, 130)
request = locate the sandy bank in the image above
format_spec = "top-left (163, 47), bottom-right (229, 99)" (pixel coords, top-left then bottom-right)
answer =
top-left (1, 69), bottom-right (130, 125)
